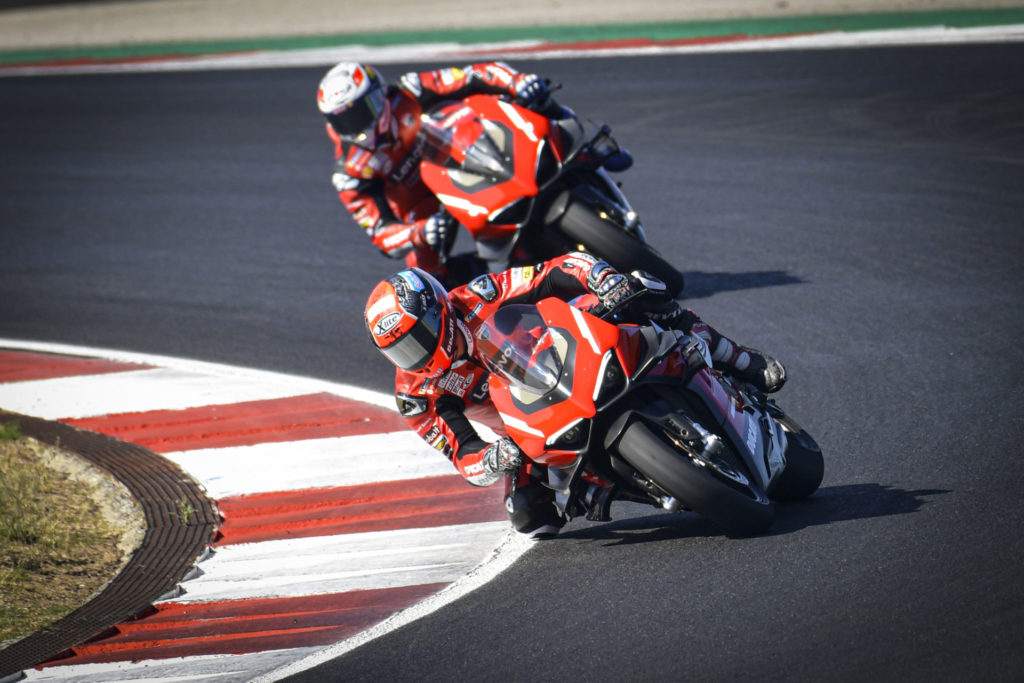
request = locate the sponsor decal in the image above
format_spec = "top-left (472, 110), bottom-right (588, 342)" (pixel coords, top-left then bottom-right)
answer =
top-left (464, 301), bottom-right (485, 322)
top-left (561, 255), bottom-right (596, 273)
top-left (456, 317), bottom-right (474, 356)
top-left (398, 270), bottom-right (425, 291)
top-left (374, 311), bottom-right (402, 336)
top-left (468, 375), bottom-right (490, 403)
top-left (510, 266), bottom-right (535, 289)
top-left (354, 206), bottom-right (376, 229)
top-left (382, 228), bottom-right (412, 248)
top-left (440, 67), bottom-right (465, 86)
top-left (431, 435), bottom-right (452, 457)
top-left (437, 369), bottom-right (475, 398)
top-left (390, 136), bottom-right (426, 184)
top-left (745, 415), bottom-right (759, 456)
top-left (369, 151), bottom-right (394, 175)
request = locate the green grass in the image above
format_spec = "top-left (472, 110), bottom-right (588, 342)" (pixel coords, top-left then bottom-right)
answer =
top-left (0, 431), bottom-right (127, 644)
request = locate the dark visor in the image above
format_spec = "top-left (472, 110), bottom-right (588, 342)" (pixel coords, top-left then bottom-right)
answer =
top-left (380, 314), bottom-right (442, 372)
top-left (326, 87), bottom-right (386, 139)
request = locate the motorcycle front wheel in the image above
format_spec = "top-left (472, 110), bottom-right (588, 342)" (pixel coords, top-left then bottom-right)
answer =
top-left (617, 421), bottom-right (775, 536)
top-left (557, 202), bottom-right (686, 297)
top-left (769, 421), bottom-right (824, 502)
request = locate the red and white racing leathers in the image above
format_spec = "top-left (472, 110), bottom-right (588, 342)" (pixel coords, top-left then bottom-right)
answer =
top-left (326, 62), bottom-right (533, 276)
top-left (392, 252), bottom-right (605, 487)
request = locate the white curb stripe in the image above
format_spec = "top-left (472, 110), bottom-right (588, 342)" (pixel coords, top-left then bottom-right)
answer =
top-left (170, 521), bottom-right (510, 603)
top-left (0, 366), bottom-right (303, 420)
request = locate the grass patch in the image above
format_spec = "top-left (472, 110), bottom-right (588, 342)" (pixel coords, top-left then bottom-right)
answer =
top-left (0, 428), bottom-right (132, 646)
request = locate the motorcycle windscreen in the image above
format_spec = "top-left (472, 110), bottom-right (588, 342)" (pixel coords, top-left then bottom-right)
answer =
top-left (476, 305), bottom-right (563, 396)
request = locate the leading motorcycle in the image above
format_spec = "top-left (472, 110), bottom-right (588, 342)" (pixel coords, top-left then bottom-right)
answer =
top-left (417, 93), bottom-right (686, 296)
top-left (474, 295), bottom-right (823, 535)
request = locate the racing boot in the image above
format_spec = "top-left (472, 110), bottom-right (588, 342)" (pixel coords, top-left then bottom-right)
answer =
top-left (581, 482), bottom-right (615, 522)
top-left (505, 467), bottom-right (566, 540)
top-left (684, 314), bottom-right (787, 393)
top-left (715, 344), bottom-right (787, 393)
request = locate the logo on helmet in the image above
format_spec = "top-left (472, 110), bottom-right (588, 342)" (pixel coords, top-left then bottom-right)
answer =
top-left (374, 312), bottom-right (402, 336)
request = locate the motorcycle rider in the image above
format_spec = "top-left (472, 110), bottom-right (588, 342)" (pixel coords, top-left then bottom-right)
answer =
top-left (317, 61), bottom-right (633, 287)
top-left (364, 253), bottom-right (786, 537)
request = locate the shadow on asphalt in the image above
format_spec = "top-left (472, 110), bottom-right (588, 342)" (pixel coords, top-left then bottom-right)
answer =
top-left (548, 484), bottom-right (950, 545)
top-left (680, 270), bottom-right (806, 299)
top-left (768, 483), bottom-right (951, 535)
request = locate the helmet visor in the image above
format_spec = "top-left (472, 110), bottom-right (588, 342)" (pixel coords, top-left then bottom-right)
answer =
top-left (379, 312), bottom-right (443, 372)
top-left (326, 87), bottom-right (387, 143)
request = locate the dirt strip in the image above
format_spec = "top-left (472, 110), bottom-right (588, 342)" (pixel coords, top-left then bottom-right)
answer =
top-left (0, 410), bottom-right (218, 678)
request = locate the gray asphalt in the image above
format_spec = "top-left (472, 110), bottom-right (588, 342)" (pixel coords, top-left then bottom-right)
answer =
top-left (1, 43), bottom-right (1022, 680)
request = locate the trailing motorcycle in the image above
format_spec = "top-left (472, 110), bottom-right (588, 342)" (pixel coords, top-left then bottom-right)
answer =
top-left (474, 296), bottom-right (823, 535)
top-left (417, 93), bottom-right (686, 296)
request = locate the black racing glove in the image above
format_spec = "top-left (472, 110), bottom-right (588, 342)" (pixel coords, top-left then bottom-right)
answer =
top-left (420, 212), bottom-right (455, 251)
top-left (630, 270), bottom-right (685, 328)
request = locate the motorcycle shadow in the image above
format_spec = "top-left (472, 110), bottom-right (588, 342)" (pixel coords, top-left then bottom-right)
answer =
top-left (553, 484), bottom-right (950, 545)
top-left (680, 270), bottom-right (805, 300)
top-left (766, 483), bottom-right (951, 536)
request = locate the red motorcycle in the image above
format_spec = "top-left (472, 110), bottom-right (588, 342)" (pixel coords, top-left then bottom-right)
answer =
top-left (474, 296), bottom-right (823, 535)
top-left (418, 94), bottom-right (686, 296)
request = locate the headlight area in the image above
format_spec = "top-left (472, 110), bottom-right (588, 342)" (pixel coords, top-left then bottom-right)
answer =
top-left (593, 350), bottom-right (626, 406)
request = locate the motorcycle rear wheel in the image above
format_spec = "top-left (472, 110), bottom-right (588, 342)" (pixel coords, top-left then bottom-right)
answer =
top-left (558, 203), bottom-right (686, 297)
top-left (617, 421), bottom-right (775, 536)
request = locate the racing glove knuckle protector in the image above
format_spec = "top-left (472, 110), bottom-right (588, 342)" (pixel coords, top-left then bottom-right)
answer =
top-left (484, 437), bottom-right (523, 475)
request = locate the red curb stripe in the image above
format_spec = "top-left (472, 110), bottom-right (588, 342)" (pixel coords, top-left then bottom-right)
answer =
top-left (128, 584), bottom-right (446, 625)
top-left (214, 476), bottom-right (506, 545)
top-left (64, 392), bottom-right (409, 453)
top-left (46, 584), bottom-right (446, 665)
top-left (0, 350), bottom-right (151, 383)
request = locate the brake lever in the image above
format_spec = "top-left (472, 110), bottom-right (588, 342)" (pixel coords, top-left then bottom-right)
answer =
top-left (595, 288), bottom-right (648, 322)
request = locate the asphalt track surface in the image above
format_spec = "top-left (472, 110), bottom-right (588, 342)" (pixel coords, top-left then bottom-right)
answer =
top-left (1, 43), bottom-right (1023, 680)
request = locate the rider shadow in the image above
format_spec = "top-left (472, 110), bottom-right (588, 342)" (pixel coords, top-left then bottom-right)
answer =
top-left (555, 484), bottom-right (950, 546)
top-left (680, 270), bottom-right (806, 300)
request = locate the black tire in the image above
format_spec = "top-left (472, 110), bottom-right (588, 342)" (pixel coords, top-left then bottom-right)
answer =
top-left (769, 426), bottom-right (824, 502)
top-left (617, 421), bottom-right (775, 536)
top-left (559, 202), bottom-right (686, 297)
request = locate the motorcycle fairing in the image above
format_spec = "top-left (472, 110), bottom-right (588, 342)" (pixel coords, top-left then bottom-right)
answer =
top-left (483, 299), bottom-right (619, 464)
top-left (420, 95), bottom-right (552, 234)
top-left (684, 371), bottom-right (787, 490)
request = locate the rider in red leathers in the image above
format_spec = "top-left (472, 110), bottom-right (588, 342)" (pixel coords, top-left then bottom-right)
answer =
top-left (364, 253), bottom-right (787, 537)
top-left (317, 61), bottom-right (565, 287)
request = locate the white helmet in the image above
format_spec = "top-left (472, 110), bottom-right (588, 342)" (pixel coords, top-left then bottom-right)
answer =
top-left (316, 62), bottom-right (391, 148)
